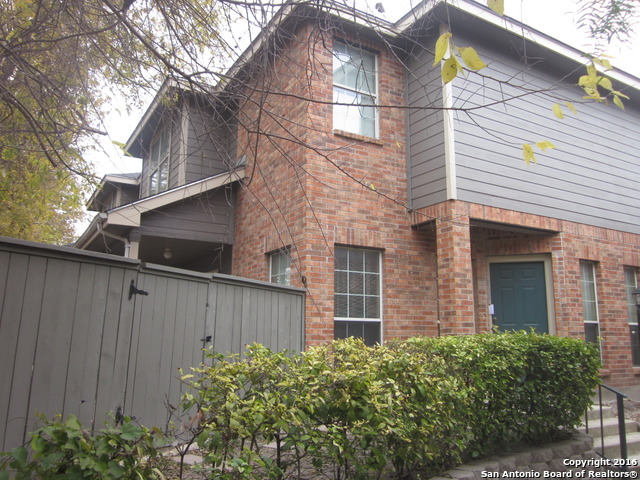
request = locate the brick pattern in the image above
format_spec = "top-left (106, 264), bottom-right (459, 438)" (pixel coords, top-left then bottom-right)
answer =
top-left (231, 20), bottom-right (640, 386)
top-left (233, 22), bottom-right (438, 345)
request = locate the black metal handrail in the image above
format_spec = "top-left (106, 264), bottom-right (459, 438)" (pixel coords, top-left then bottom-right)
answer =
top-left (585, 384), bottom-right (628, 469)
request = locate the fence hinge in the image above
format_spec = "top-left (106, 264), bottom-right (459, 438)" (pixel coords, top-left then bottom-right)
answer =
top-left (128, 279), bottom-right (149, 300)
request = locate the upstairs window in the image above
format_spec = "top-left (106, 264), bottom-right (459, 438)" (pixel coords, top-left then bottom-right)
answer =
top-left (148, 128), bottom-right (170, 195)
top-left (270, 248), bottom-right (291, 286)
top-left (333, 41), bottom-right (378, 138)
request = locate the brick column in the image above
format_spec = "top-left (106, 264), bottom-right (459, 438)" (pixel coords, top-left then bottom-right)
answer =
top-left (436, 204), bottom-right (476, 335)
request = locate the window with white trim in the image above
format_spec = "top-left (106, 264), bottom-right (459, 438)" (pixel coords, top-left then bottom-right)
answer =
top-left (332, 41), bottom-right (378, 138)
top-left (625, 267), bottom-right (640, 365)
top-left (334, 246), bottom-right (381, 345)
top-left (148, 128), bottom-right (170, 196)
top-left (580, 261), bottom-right (600, 348)
top-left (269, 248), bottom-right (291, 286)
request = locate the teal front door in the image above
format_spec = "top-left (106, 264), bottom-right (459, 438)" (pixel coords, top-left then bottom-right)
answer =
top-left (490, 262), bottom-right (549, 334)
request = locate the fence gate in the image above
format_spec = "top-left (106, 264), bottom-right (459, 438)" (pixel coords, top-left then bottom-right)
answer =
top-left (0, 237), bottom-right (305, 451)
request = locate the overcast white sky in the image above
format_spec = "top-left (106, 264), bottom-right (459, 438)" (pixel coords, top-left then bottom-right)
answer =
top-left (88, 0), bottom-right (640, 182)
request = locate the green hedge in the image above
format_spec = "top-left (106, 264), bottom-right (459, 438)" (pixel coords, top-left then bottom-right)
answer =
top-left (1, 332), bottom-right (601, 479)
top-left (178, 331), bottom-right (600, 479)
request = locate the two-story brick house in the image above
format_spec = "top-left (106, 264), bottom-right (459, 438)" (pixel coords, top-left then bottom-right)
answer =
top-left (76, 0), bottom-right (640, 386)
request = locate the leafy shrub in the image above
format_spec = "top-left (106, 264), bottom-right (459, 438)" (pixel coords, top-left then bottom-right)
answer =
top-left (0, 414), bottom-right (165, 480)
top-left (179, 332), bottom-right (599, 479)
top-left (404, 332), bottom-right (601, 458)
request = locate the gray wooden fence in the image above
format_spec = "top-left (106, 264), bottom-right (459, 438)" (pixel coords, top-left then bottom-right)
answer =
top-left (0, 236), bottom-right (305, 451)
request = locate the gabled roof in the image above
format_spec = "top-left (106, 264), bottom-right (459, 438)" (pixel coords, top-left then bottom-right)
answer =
top-left (86, 172), bottom-right (141, 212)
top-left (225, 0), bottom-right (640, 95)
top-left (104, 167), bottom-right (244, 228)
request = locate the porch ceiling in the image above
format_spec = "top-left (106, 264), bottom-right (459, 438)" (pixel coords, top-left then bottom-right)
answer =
top-left (469, 219), bottom-right (559, 236)
top-left (138, 235), bottom-right (231, 273)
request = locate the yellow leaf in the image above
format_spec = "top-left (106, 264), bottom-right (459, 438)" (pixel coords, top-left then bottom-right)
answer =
top-left (369, 183), bottom-right (377, 191)
top-left (613, 90), bottom-right (630, 100)
top-left (459, 47), bottom-right (487, 71)
top-left (565, 102), bottom-right (577, 115)
top-left (578, 75), bottom-right (593, 88)
top-left (487, 0), bottom-right (505, 15)
top-left (433, 33), bottom-right (452, 66)
top-left (613, 95), bottom-right (625, 110)
top-left (523, 144), bottom-right (536, 165)
top-left (594, 57), bottom-right (613, 70)
top-left (598, 77), bottom-right (613, 91)
top-left (441, 56), bottom-right (461, 84)
top-left (552, 103), bottom-right (564, 119)
top-left (535, 141), bottom-right (556, 151)
top-left (586, 63), bottom-right (598, 78)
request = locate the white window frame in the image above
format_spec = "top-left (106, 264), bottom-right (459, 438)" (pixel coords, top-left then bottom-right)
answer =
top-left (148, 128), bottom-right (170, 196)
top-left (334, 246), bottom-right (382, 345)
top-left (580, 260), bottom-right (600, 348)
top-left (625, 266), bottom-right (640, 365)
top-left (332, 41), bottom-right (378, 138)
top-left (269, 248), bottom-right (291, 286)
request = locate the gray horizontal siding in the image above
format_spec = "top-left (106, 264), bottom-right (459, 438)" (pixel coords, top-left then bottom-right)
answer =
top-left (448, 32), bottom-right (640, 233)
top-left (140, 187), bottom-right (235, 244)
top-left (185, 101), bottom-right (237, 184)
top-left (406, 35), bottom-right (448, 209)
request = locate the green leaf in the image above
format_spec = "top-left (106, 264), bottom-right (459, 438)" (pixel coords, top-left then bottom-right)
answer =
top-left (11, 447), bottom-right (28, 467)
top-left (441, 56), bottom-right (461, 84)
top-left (433, 32), bottom-right (452, 66)
top-left (120, 422), bottom-right (144, 441)
top-left (552, 103), bottom-right (564, 119)
top-left (458, 47), bottom-right (487, 71)
top-left (487, 0), bottom-right (505, 15)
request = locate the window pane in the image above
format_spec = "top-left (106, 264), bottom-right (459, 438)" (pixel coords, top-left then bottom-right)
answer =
top-left (335, 247), bottom-right (348, 270)
top-left (580, 262), bottom-right (598, 323)
top-left (334, 320), bottom-right (348, 340)
top-left (365, 273), bottom-right (379, 296)
top-left (625, 267), bottom-right (637, 323)
top-left (364, 251), bottom-right (379, 273)
top-left (333, 89), bottom-right (376, 137)
top-left (349, 296), bottom-right (364, 318)
top-left (349, 249), bottom-right (363, 271)
top-left (334, 320), bottom-right (380, 346)
top-left (365, 296), bottom-right (379, 319)
top-left (585, 322), bottom-right (600, 345)
top-left (631, 325), bottom-right (640, 366)
top-left (335, 271), bottom-right (347, 294)
top-left (335, 294), bottom-right (348, 317)
top-left (362, 321), bottom-right (380, 346)
top-left (159, 160), bottom-right (169, 191)
top-left (150, 172), bottom-right (158, 195)
top-left (270, 249), bottom-right (291, 285)
top-left (349, 272), bottom-right (364, 295)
